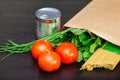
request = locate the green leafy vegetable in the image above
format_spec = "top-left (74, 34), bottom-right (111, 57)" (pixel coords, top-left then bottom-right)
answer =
top-left (90, 37), bottom-right (102, 53)
top-left (83, 51), bottom-right (91, 61)
top-left (0, 28), bottom-right (103, 61)
top-left (77, 50), bottom-right (83, 62)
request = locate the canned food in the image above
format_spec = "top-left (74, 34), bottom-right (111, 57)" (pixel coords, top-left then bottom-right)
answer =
top-left (35, 7), bottom-right (61, 38)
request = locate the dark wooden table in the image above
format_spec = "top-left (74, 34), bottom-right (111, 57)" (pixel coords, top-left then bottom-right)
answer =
top-left (0, 0), bottom-right (120, 80)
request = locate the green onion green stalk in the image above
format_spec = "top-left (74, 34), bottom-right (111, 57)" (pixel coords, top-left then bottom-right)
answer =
top-left (0, 28), bottom-right (103, 61)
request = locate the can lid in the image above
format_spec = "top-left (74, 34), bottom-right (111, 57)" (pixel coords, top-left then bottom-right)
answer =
top-left (35, 7), bottom-right (61, 20)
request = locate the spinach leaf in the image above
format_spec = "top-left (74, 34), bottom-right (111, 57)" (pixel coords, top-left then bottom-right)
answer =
top-left (77, 50), bottom-right (83, 62)
top-left (90, 37), bottom-right (102, 53)
top-left (71, 35), bottom-right (81, 48)
top-left (83, 51), bottom-right (91, 61)
top-left (70, 28), bottom-right (87, 35)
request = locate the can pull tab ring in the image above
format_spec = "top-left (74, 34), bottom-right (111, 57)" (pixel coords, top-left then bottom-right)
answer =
top-left (40, 14), bottom-right (48, 19)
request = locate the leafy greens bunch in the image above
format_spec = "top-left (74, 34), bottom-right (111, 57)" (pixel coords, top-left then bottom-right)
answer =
top-left (0, 28), bottom-right (103, 61)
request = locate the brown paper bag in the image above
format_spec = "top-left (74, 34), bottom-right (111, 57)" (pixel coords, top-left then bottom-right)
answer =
top-left (64, 0), bottom-right (120, 46)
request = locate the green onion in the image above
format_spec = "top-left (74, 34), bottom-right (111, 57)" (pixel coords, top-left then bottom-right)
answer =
top-left (0, 28), bottom-right (103, 61)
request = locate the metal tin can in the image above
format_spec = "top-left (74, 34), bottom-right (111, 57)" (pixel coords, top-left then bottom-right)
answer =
top-left (35, 7), bottom-right (61, 38)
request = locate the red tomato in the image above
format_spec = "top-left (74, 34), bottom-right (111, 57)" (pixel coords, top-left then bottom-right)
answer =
top-left (56, 42), bottom-right (78, 64)
top-left (31, 39), bottom-right (53, 60)
top-left (38, 50), bottom-right (61, 72)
